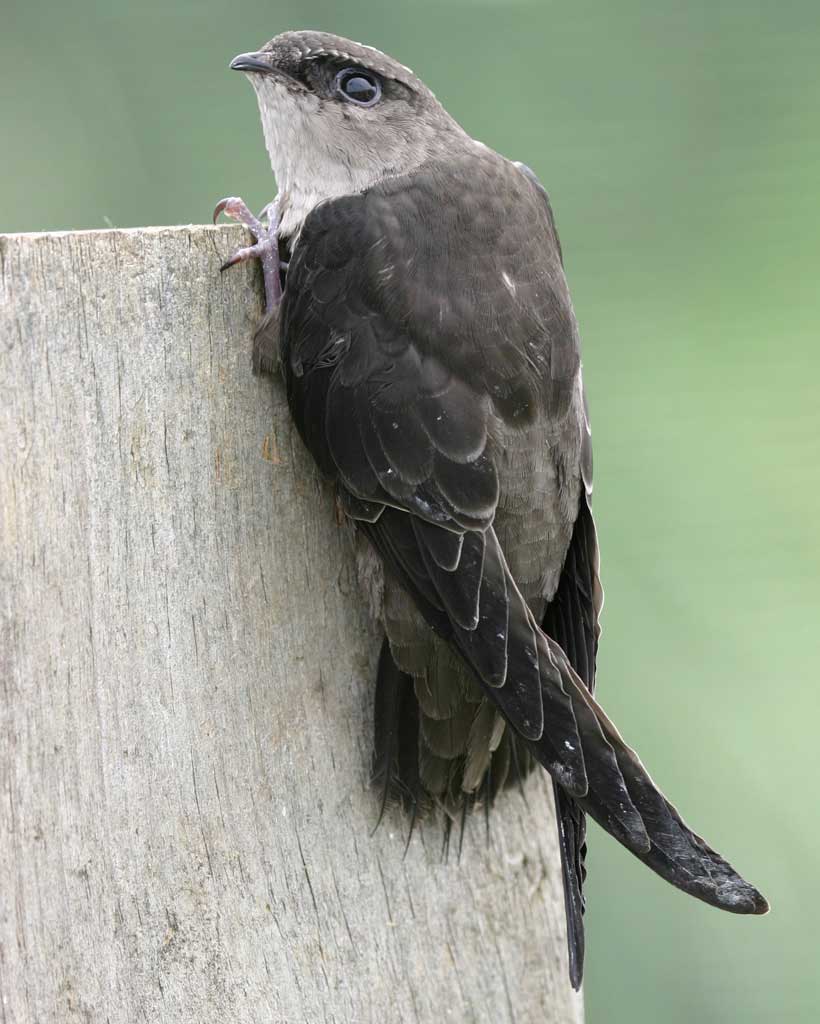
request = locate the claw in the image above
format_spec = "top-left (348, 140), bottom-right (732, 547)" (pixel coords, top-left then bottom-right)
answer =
top-left (212, 197), bottom-right (229, 225)
top-left (213, 196), bottom-right (265, 235)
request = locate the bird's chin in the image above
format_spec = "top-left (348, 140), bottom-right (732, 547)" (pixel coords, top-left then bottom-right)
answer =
top-left (248, 67), bottom-right (307, 100)
top-left (251, 74), bottom-right (320, 139)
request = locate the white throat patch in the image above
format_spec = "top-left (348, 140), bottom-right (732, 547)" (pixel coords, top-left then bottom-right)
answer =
top-left (250, 75), bottom-right (389, 238)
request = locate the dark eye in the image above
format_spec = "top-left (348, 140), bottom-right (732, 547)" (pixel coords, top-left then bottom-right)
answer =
top-left (335, 68), bottom-right (382, 107)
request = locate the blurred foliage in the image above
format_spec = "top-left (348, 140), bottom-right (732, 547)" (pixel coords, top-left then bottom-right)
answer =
top-left (3, 1), bottom-right (819, 1021)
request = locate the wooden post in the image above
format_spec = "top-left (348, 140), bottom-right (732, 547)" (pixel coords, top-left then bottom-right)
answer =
top-left (0, 226), bottom-right (583, 1023)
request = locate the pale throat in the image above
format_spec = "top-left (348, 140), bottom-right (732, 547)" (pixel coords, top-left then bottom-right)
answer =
top-left (251, 77), bottom-right (394, 239)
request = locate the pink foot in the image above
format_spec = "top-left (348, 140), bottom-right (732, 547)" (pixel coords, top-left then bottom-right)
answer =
top-left (213, 196), bottom-right (284, 312)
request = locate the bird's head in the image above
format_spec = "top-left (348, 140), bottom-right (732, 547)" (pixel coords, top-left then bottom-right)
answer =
top-left (230, 30), bottom-right (465, 235)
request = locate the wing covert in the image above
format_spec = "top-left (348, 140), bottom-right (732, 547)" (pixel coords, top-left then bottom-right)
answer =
top-left (279, 154), bottom-right (589, 789)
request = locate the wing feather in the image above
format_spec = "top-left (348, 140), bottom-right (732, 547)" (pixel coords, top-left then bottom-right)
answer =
top-left (278, 155), bottom-right (768, 994)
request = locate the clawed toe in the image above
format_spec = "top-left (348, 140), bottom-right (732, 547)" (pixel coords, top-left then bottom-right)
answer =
top-left (213, 194), bottom-right (284, 312)
top-left (219, 242), bottom-right (268, 273)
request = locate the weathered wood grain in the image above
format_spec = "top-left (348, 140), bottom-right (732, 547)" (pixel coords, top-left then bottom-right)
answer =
top-left (0, 225), bottom-right (583, 1024)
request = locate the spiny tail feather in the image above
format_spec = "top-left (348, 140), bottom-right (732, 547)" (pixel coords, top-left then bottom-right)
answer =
top-left (373, 641), bottom-right (536, 823)
top-left (373, 638), bottom-right (427, 818)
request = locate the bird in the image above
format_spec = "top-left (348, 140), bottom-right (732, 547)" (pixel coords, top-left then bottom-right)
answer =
top-left (215, 30), bottom-right (768, 989)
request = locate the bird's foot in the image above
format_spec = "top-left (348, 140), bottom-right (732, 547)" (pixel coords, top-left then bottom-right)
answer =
top-left (213, 195), bottom-right (284, 313)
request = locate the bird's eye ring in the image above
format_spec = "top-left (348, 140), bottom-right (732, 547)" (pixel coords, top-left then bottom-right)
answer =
top-left (335, 68), bottom-right (382, 107)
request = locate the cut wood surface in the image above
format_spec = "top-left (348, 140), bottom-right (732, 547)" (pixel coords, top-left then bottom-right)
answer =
top-left (0, 225), bottom-right (583, 1024)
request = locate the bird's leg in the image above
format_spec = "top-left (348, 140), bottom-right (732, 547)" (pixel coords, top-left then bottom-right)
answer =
top-left (213, 196), bottom-right (284, 313)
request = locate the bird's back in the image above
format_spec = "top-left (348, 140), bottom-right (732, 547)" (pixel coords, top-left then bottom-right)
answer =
top-left (338, 148), bottom-right (590, 811)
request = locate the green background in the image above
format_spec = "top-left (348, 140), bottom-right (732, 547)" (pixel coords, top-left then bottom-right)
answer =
top-left (3, 1), bottom-right (818, 1020)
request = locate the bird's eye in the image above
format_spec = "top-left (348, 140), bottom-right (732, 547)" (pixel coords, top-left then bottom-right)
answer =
top-left (335, 68), bottom-right (382, 107)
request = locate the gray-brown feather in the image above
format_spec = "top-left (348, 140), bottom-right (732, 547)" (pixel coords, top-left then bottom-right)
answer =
top-left (278, 122), bottom-right (768, 975)
top-left (380, 385), bottom-right (585, 807)
top-left (239, 29), bottom-right (768, 997)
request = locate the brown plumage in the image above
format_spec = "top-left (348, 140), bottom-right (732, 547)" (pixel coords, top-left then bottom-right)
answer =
top-left (220, 29), bottom-right (769, 991)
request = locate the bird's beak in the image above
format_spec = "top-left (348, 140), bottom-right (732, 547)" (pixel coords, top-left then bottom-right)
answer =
top-left (230, 52), bottom-right (273, 74)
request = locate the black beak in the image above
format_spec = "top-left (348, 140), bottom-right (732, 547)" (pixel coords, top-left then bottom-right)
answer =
top-left (230, 52), bottom-right (273, 74)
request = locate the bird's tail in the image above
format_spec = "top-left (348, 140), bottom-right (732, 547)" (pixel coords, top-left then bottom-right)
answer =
top-left (372, 637), bottom-right (427, 818)
top-left (370, 509), bottom-right (768, 988)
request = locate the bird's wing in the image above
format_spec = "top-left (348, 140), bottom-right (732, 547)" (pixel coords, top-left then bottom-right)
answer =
top-left (522, 156), bottom-right (603, 985)
top-left (280, 153), bottom-right (768, 922)
top-left (541, 389), bottom-right (601, 988)
top-left (281, 154), bottom-right (614, 793)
